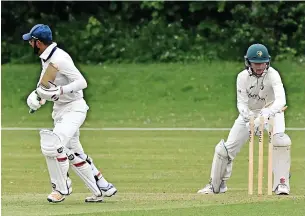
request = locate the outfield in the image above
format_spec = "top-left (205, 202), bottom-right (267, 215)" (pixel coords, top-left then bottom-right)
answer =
top-left (1, 61), bottom-right (304, 128)
top-left (2, 62), bottom-right (305, 215)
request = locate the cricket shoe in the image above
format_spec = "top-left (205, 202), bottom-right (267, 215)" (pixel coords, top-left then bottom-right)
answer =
top-left (85, 194), bottom-right (104, 203)
top-left (47, 178), bottom-right (72, 203)
top-left (100, 183), bottom-right (117, 197)
top-left (47, 191), bottom-right (66, 203)
top-left (197, 181), bottom-right (227, 194)
top-left (84, 183), bottom-right (117, 203)
top-left (274, 177), bottom-right (289, 195)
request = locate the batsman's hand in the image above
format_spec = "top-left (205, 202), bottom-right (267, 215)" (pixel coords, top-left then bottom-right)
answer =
top-left (27, 90), bottom-right (46, 111)
top-left (36, 81), bottom-right (63, 102)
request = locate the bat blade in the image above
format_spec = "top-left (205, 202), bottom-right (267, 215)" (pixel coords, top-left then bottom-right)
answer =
top-left (39, 62), bottom-right (59, 89)
top-left (29, 62), bottom-right (59, 114)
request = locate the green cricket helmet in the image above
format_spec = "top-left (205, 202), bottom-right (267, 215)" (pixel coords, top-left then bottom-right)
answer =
top-left (244, 43), bottom-right (271, 76)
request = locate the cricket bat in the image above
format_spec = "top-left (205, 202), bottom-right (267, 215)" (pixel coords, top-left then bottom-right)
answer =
top-left (29, 62), bottom-right (59, 114)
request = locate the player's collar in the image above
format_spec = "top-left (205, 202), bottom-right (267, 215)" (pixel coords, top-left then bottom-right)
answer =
top-left (39, 42), bottom-right (58, 62)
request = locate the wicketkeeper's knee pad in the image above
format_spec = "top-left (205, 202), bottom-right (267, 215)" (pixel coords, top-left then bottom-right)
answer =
top-left (272, 132), bottom-right (291, 190)
top-left (211, 140), bottom-right (230, 193)
top-left (215, 140), bottom-right (229, 159)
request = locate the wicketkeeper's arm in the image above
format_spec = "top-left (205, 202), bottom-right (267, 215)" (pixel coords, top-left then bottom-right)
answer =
top-left (268, 71), bottom-right (286, 114)
top-left (236, 73), bottom-right (251, 121)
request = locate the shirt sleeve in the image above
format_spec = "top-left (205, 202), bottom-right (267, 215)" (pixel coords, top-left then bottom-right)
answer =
top-left (268, 70), bottom-right (286, 114)
top-left (53, 56), bottom-right (87, 94)
top-left (236, 73), bottom-right (250, 119)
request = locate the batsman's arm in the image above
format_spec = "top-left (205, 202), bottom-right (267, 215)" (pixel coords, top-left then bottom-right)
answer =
top-left (56, 57), bottom-right (87, 93)
top-left (61, 78), bottom-right (87, 94)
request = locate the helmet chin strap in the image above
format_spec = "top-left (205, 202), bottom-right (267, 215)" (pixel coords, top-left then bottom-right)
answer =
top-left (249, 66), bottom-right (268, 77)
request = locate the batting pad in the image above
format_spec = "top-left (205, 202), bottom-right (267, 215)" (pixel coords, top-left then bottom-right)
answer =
top-left (40, 130), bottom-right (71, 195)
top-left (66, 149), bottom-right (102, 197)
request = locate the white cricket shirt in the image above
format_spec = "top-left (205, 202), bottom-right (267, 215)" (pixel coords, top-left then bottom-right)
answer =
top-left (236, 67), bottom-right (286, 115)
top-left (38, 42), bottom-right (88, 110)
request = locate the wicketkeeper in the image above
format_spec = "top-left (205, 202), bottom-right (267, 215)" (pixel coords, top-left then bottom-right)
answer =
top-left (197, 44), bottom-right (292, 195)
top-left (23, 24), bottom-right (117, 203)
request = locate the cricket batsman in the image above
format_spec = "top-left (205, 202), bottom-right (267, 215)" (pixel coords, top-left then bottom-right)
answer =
top-left (197, 44), bottom-right (291, 195)
top-left (23, 24), bottom-right (117, 203)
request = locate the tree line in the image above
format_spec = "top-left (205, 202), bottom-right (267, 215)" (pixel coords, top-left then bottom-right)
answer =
top-left (2, 1), bottom-right (305, 64)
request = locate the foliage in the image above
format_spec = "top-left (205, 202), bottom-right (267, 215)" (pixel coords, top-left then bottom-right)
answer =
top-left (2, 1), bottom-right (305, 64)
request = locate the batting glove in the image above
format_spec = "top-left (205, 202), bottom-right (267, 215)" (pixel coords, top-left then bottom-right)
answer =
top-left (36, 81), bottom-right (63, 102)
top-left (27, 90), bottom-right (46, 111)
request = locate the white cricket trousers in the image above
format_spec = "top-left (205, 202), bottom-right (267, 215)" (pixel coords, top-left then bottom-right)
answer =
top-left (51, 98), bottom-right (89, 153)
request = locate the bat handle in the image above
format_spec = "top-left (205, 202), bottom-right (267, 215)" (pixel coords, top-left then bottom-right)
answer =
top-left (29, 109), bottom-right (36, 114)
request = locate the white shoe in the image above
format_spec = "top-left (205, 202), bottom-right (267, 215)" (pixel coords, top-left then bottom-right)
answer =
top-left (197, 183), bottom-right (214, 194)
top-left (197, 181), bottom-right (227, 194)
top-left (47, 191), bottom-right (66, 203)
top-left (84, 183), bottom-right (117, 202)
top-left (85, 194), bottom-right (104, 203)
top-left (275, 177), bottom-right (289, 195)
top-left (100, 183), bottom-right (117, 197)
top-left (47, 178), bottom-right (72, 203)
top-left (275, 184), bottom-right (289, 195)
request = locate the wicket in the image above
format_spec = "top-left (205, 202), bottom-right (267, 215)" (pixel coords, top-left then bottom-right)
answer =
top-left (248, 115), bottom-right (274, 195)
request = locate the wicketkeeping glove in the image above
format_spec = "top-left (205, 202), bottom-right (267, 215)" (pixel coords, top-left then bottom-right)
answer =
top-left (260, 108), bottom-right (273, 124)
top-left (240, 108), bottom-right (255, 123)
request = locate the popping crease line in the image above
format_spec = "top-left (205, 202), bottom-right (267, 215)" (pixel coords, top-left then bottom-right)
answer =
top-left (1, 127), bottom-right (305, 131)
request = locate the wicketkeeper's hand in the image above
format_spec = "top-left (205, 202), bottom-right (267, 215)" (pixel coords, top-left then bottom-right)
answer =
top-left (27, 90), bottom-right (46, 111)
top-left (246, 116), bottom-right (269, 136)
top-left (260, 108), bottom-right (273, 124)
top-left (36, 81), bottom-right (63, 102)
top-left (240, 109), bottom-right (255, 123)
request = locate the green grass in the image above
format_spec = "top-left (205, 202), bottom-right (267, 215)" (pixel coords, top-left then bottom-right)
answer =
top-left (2, 130), bottom-right (305, 216)
top-left (2, 62), bottom-right (305, 215)
top-left (1, 61), bottom-right (304, 128)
